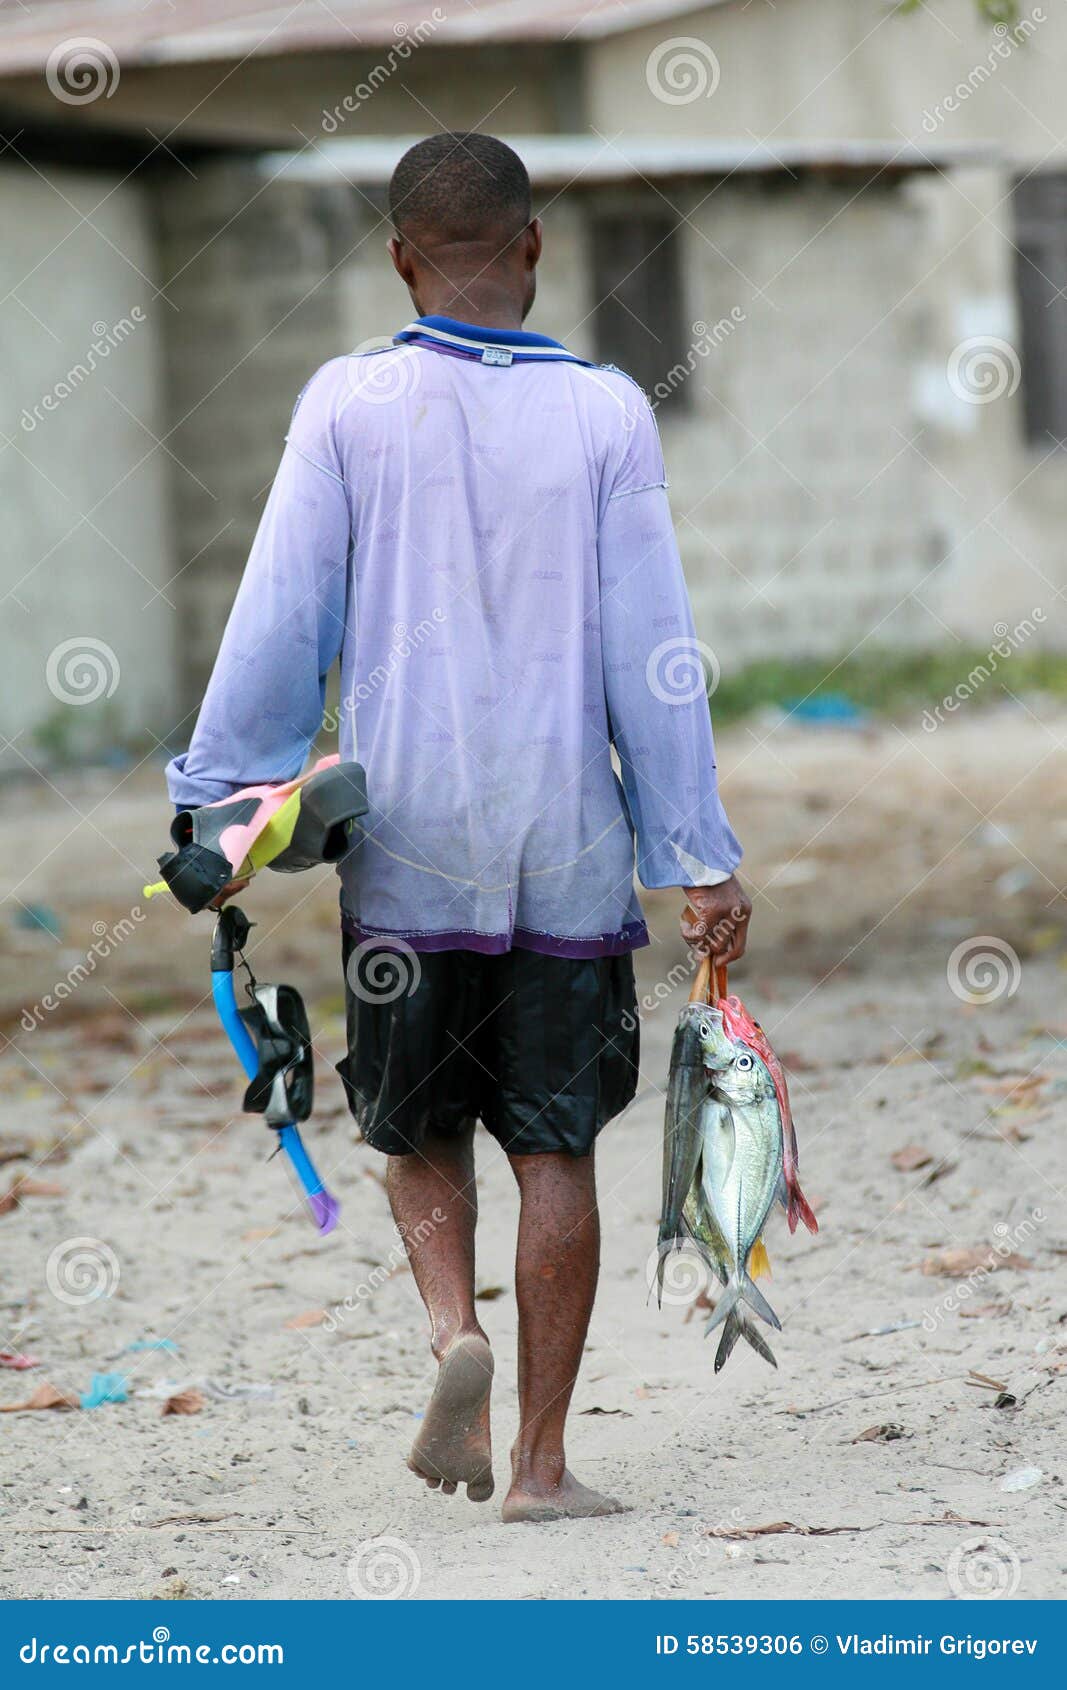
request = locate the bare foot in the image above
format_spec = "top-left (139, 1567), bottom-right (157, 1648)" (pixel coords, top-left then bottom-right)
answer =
top-left (407, 1332), bottom-right (494, 1502)
top-left (502, 1468), bottom-right (627, 1524)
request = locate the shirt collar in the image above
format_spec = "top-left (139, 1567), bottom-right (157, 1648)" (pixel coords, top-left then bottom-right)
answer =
top-left (394, 314), bottom-right (586, 366)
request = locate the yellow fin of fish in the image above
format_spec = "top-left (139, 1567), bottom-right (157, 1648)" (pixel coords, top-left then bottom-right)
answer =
top-left (748, 1237), bottom-right (772, 1280)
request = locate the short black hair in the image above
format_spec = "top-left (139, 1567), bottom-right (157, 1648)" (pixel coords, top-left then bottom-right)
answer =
top-left (389, 132), bottom-right (531, 243)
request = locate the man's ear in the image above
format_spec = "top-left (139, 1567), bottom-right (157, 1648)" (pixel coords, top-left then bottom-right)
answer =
top-left (387, 234), bottom-right (415, 287)
top-left (525, 218), bottom-right (543, 269)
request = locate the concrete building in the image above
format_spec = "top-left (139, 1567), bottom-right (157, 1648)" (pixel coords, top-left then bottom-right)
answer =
top-left (0, 0), bottom-right (1063, 759)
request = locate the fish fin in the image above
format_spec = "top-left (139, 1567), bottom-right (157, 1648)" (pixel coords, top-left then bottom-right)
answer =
top-left (702, 1280), bottom-right (740, 1337)
top-left (787, 1183), bottom-right (819, 1236)
top-left (741, 1271), bottom-right (781, 1331)
top-left (776, 1171), bottom-right (790, 1214)
top-left (714, 1310), bottom-right (742, 1373)
top-left (652, 1236), bottom-right (681, 1308)
top-left (748, 1237), bottom-right (772, 1280)
top-left (738, 1317), bottom-right (778, 1369)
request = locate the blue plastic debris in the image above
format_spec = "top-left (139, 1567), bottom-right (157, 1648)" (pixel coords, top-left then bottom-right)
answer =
top-left (14, 903), bottom-right (63, 940)
top-left (784, 693), bottom-right (867, 726)
top-left (124, 1339), bottom-right (179, 1355)
top-left (80, 1373), bottom-right (129, 1410)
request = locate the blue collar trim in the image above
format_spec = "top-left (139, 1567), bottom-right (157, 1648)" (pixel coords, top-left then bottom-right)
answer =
top-left (394, 315), bottom-right (588, 366)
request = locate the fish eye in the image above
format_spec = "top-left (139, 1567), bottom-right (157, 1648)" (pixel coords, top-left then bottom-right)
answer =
top-left (699, 1021), bottom-right (711, 1038)
top-left (735, 1052), bottom-right (754, 1070)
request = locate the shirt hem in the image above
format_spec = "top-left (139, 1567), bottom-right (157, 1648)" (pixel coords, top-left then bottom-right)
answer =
top-left (340, 915), bottom-right (649, 959)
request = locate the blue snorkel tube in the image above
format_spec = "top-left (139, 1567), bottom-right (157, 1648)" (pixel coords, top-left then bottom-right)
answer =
top-left (210, 906), bottom-right (339, 1235)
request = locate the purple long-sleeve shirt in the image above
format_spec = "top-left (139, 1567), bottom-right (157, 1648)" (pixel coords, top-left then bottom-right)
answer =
top-left (166, 315), bottom-right (741, 956)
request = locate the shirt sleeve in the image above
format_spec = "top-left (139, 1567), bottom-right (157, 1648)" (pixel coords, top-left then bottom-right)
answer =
top-left (165, 363), bottom-right (350, 809)
top-left (597, 395), bottom-right (741, 889)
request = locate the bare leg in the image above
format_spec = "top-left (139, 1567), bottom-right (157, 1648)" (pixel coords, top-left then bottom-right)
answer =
top-left (385, 1124), bottom-right (494, 1502)
top-left (502, 1149), bottom-right (625, 1523)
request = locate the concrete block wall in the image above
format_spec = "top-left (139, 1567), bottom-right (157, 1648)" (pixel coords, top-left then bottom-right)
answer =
top-left (154, 163), bottom-right (367, 706)
top-left (659, 179), bottom-right (938, 665)
top-left (157, 164), bottom-right (943, 719)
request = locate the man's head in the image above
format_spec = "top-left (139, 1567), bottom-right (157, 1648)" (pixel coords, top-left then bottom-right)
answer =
top-left (387, 133), bottom-right (541, 327)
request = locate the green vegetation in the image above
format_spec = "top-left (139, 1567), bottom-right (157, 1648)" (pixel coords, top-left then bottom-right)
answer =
top-left (899, 0), bottom-right (1019, 24)
top-left (709, 646), bottom-right (1067, 727)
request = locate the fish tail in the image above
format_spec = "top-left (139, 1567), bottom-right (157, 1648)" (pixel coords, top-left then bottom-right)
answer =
top-left (741, 1270), bottom-right (781, 1331)
top-left (787, 1182), bottom-right (819, 1237)
top-left (653, 1236), bottom-right (676, 1308)
top-left (713, 1308), bottom-right (778, 1373)
top-left (714, 1309), bottom-right (742, 1373)
top-left (738, 1316), bottom-right (778, 1369)
top-left (703, 1278), bottom-right (741, 1337)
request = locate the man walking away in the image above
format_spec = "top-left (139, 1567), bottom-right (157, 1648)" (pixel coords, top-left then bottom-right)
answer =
top-left (168, 133), bottom-right (750, 1522)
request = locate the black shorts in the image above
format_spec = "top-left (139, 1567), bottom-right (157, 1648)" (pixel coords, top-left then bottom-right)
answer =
top-left (337, 936), bottom-right (640, 1157)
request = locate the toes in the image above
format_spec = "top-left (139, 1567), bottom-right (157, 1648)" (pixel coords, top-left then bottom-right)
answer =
top-left (424, 1476), bottom-right (441, 1490)
top-left (441, 1480), bottom-right (457, 1496)
top-left (467, 1476), bottom-right (495, 1503)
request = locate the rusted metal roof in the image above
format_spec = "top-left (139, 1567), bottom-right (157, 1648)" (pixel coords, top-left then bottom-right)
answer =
top-left (0, 0), bottom-right (730, 74)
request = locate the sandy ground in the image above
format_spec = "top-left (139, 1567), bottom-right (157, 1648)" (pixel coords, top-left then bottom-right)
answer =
top-left (0, 704), bottom-right (1064, 1602)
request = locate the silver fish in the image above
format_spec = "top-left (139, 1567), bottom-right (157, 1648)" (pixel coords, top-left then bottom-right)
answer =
top-left (656, 1005), bottom-right (708, 1302)
top-left (699, 1041), bottom-right (784, 1370)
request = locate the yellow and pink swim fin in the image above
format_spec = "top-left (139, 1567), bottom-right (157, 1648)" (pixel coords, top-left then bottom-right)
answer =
top-left (144, 755), bottom-right (368, 912)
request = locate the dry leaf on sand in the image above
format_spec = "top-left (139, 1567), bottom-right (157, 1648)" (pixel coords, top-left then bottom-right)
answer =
top-left (0, 1382), bottom-right (80, 1413)
top-left (284, 1310), bottom-right (326, 1330)
top-left (891, 1145), bottom-right (932, 1172)
top-left (161, 1389), bottom-right (205, 1417)
top-left (920, 1247), bottom-right (1031, 1278)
